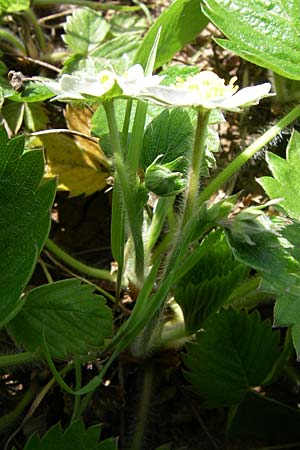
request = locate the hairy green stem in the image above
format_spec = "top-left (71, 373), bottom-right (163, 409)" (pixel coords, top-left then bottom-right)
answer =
top-left (71, 360), bottom-right (82, 422)
top-left (198, 105), bottom-right (300, 207)
top-left (104, 101), bottom-right (145, 283)
top-left (0, 351), bottom-right (41, 369)
top-left (45, 239), bottom-right (115, 282)
top-left (131, 362), bottom-right (154, 450)
top-left (146, 196), bottom-right (174, 253)
top-left (183, 109), bottom-right (211, 225)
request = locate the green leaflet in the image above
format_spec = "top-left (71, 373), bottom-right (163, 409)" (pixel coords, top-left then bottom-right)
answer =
top-left (201, 0), bottom-right (300, 80)
top-left (0, 127), bottom-right (56, 327)
top-left (184, 308), bottom-right (280, 407)
top-left (258, 130), bottom-right (300, 221)
top-left (175, 231), bottom-right (249, 334)
top-left (0, 0), bottom-right (29, 12)
top-left (22, 420), bottom-right (118, 450)
top-left (141, 108), bottom-right (194, 170)
top-left (7, 279), bottom-right (113, 359)
top-left (134, 0), bottom-right (208, 69)
top-left (62, 8), bottom-right (110, 55)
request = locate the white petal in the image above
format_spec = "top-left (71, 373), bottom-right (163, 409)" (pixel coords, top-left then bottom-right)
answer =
top-left (216, 83), bottom-right (273, 110)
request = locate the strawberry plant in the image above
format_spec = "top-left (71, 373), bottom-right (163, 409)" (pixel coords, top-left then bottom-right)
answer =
top-left (1, 1), bottom-right (300, 449)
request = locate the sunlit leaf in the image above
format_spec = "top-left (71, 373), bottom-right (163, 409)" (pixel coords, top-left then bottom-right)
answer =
top-left (259, 130), bottom-right (300, 221)
top-left (8, 279), bottom-right (113, 359)
top-left (0, 127), bottom-right (56, 326)
top-left (135, 0), bottom-right (208, 68)
top-left (184, 308), bottom-right (280, 407)
top-left (0, 0), bottom-right (29, 12)
top-left (33, 132), bottom-right (108, 197)
top-left (63, 8), bottom-right (110, 55)
top-left (202, 0), bottom-right (300, 80)
top-left (24, 103), bottom-right (49, 131)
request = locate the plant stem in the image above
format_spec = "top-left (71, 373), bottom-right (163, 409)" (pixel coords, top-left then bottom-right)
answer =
top-left (198, 105), bottom-right (300, 207)
top-left (0, 351), bottom-right (41, 369)
top-left (182, 109), bottom-right (211, 225)
top-left (70, 360), bottom-right (82, 422)
top-left (0, 28), bottom-right (26, 54)
top-left (130, 362), bottom-right (154, 450)
top-left (146, 196), bottom-right (174, 253)
top-left (45, 239), bottom-right (115, 282)
top-left (104, 101), bottom-right (145, 283)
top-left (0, 385), bottom-right (36, 432)
top-left (32, 0), bottom-right (140, 11)
top-left (23, 9), bottom-right (47, 54)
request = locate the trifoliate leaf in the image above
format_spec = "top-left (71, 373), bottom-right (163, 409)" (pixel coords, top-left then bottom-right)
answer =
top-left (258, 130), bottom-right (300, 221)
top-left (202, 0), bottom-right (300, 80)
top-left (184, 308), bottom-right (280, 407)
top-left (0, 127), bottom-right (56, 327)
top-left (63, 8), bottom-right (110, 55)
top-left (8, 279), bottom-right (113, 359)
top-left (23, 420), bottom-right (118, 450)
top-left (175, 231), bottom-right (249, 333)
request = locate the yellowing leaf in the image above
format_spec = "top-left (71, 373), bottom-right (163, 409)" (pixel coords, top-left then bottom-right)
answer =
top-left (64, 104), bottom-right (110, 170)
top-left (35, 133), bottom-right (108, 197)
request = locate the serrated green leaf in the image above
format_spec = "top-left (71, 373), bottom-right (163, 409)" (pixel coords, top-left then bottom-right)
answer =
top-left (7, 279), bottom-right (113, 359)
top-left (0, 0), bottom-right (29, 12)
top-left (175, 231), bottom-right (249, 333)
top-left (7, 82), bottom-right (54, 103)
top-left (141, 108), bottom-right (194, 170)
top-left (109, 12), bottom-right (147, 36)
top-left (63, 8), bottom-right (110, 55)
top-left (259, 130), bottom-right (300, 221)
top-left (91, 34), bottom-right (140, 61)
top-left (184, 308), bottom-right (280, 407)
top-left (0, 127), bottom-right (56, 326)
top-left (201, 0), bottom-right (300, 80)
top-left (134, 0), bottom-right (208, 69)
top-left (23, 420), bottom-right (118, 450)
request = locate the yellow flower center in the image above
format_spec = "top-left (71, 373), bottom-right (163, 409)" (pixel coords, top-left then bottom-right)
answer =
top-left (175, 71), bottom-right (238, 100)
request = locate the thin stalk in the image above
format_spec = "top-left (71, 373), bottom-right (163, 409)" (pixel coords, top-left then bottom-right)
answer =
top-left (111, 179), bottom-right (126, 301)
top-left (272, 72), bottom-right (288, 104)
top-left (70, 360), bottom-right (82, 422)
top-left (0, 351), bottom-right (41, 369)
top-left (182, 109), bottom-right (211, 226)
top-left (126, 100), bottom-right (148, 173)
top-left (130, 363), bottom-right (154, 450)
top-left (146, 196), bottom-right (174, 253)
top-left (104, 101), bottom-right (145, 283)
top-left (0, 28), bottom-right (26, 53)
top-left (45, 239), bottom-right (115, 282)
top-left (23, 9), bottom-right (46, 54)
top-left (0, 385), bottom-right (36, 432)
top-left (38, 257), bottom-right (53, 283)
top-left (32, 0), bottom-right (140, 11)
top-left (121, 99), bottom-right (133, 149)
top-left (197, 105), bottom-right (300, 207)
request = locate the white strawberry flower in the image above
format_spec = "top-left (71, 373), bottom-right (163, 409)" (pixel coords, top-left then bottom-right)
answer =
top-left (138, 71), bottom-right (274, 111)
top-left (43, 69), bottom-right (118, 101)
top-left (117, 64), bottom-right (165, 97)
